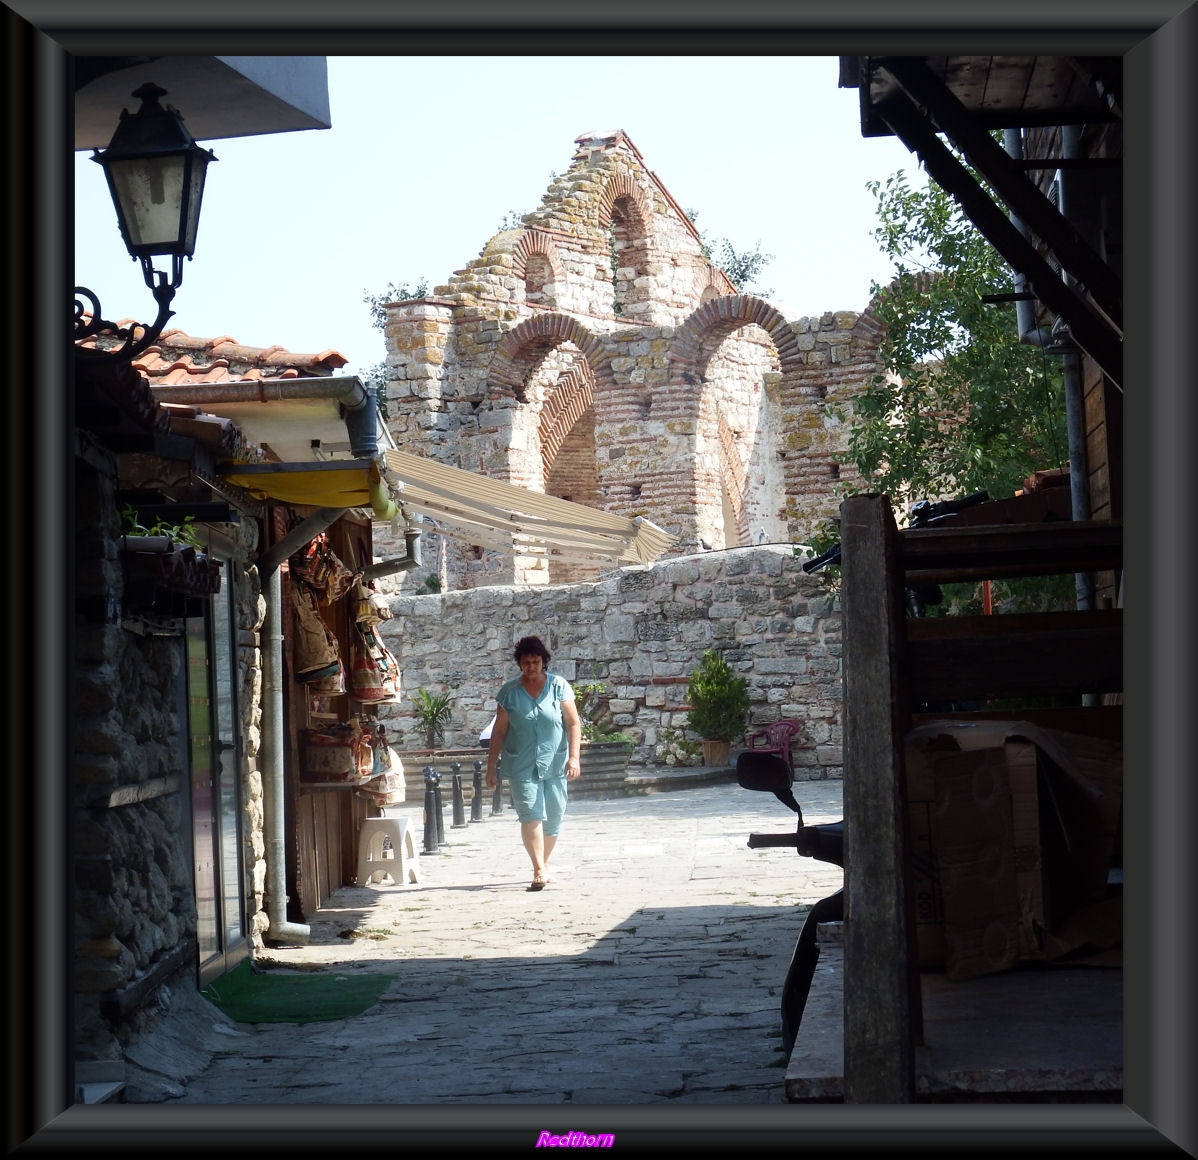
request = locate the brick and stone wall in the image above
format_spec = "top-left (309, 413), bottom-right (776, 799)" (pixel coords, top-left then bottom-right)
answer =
top-left (375, 546), bottom-right (844, 780)
top-left (376, 130), bottom-right (883, 592)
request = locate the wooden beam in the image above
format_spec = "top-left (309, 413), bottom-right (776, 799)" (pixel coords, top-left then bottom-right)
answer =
top-left (907, 610), bottom-right (1123, 701)
top-left (900, 520), bottom-right (1122, 584)
top-left (840, 495), bottom-right (917, 1102)
top-left (879, 57), bottom-right (1122, 326)
top-left (875, 92), bottom-right (1123, 388)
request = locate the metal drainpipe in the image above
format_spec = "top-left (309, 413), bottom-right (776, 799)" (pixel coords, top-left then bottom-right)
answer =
top-left (1055, 124), bottom-right (1095, 614)
top-left (1003, 127), bottom-right (1094, 617)
top-left (362, 528), bottom-right (423, 582)
top-left (258, 504), bottom-right (350, 947)
top-left (261, 563), bottom-right (310, 944)
top-left (1003, 129), bottom-right (1054, 349)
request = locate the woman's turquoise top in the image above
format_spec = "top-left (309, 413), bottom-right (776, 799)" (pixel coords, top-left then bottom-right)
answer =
top-left (496, 673), bottom-right (575, 782)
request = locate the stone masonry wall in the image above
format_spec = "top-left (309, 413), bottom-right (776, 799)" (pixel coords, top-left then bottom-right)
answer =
top-left (72, 450), bottom-right (268, 1066)
top-left (375, 546), bottom-right (843, 780)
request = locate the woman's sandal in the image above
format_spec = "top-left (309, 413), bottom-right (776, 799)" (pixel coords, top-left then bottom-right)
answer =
top-left (527, 872), bottom-right (547, 892)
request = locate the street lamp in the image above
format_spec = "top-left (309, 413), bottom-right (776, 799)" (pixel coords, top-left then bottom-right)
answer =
top-left (75, 83), bottom-right (217, 362)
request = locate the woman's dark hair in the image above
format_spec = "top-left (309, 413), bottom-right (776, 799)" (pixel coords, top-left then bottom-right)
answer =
top-left (513, 635), bottom-right (551, 666)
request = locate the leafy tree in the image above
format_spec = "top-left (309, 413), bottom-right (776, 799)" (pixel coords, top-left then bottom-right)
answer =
top-left (363, 279), bottom-right (430, 333)
top-left (686, 209), bottom-right (775, 297)
top-left (817, 162), bottom-right (1076, 615)
top-left (360, 279), bottom-right (431, 411)
top-left (841, 168), bottom-right (1067, 506)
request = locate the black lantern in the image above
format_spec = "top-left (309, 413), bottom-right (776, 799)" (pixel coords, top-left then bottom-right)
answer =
top-left (76, 83), bottom-right (218, 362)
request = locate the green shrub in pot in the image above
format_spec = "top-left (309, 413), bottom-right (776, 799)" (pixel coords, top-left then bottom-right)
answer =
top-left (685, 650), bottom-right (750, 743)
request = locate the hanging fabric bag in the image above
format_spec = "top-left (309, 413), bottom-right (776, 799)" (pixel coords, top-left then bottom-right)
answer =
top-left (291, 581), bottom-right (345, 688)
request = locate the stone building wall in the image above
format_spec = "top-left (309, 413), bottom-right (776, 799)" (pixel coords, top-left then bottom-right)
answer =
top-left (375, 546), bottom-right (844, 780)
top-left (72, 449), bottom-right (268, 1066)
top-left (376, 130), bottom-right (883, 593)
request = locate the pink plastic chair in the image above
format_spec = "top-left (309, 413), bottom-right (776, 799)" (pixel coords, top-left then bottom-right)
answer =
top-left (744, 720), bottom-right (802, 781)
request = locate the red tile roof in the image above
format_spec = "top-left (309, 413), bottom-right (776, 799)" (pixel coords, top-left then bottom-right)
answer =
top-left (75, 319), bottom-right (349, 456)
top-left (79, 318), bottom-right (349, 385)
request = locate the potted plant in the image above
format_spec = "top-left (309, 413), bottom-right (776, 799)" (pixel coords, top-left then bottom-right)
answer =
top-left (685, 649), bottom-right (751, 767)
top-left (410, 687), bottom-right (453, 750)
top-left (118, 503), bottom-right (221, 607)
top-left (573, 677), bottom-right (635, 789)
top-left (119, 503), bottom-right (204, 553)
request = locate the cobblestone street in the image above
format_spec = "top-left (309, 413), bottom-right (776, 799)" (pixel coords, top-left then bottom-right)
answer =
top-left (156, 777), bottom-right (844, 1106)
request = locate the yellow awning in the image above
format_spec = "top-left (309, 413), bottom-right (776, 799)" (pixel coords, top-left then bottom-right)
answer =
top-left (223, 459), bottom-right (398, 519)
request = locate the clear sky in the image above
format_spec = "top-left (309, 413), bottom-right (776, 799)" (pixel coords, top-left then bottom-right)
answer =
top-left (74, 55), bottom-right (926, 380)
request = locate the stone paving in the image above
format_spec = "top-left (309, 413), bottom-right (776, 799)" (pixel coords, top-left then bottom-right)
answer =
top-left (163, 776), bottom-right (844, 1106)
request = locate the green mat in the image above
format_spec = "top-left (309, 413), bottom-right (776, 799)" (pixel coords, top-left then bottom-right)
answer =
top-left (202, 961), bottom-right (392, 1024)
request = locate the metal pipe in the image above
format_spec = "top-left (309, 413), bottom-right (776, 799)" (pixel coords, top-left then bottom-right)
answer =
top-left (1002, 128), bottom-right (1053, 348)
top-left (1056, 124), bottom-right (1096, 616)
top-left (1004, 126), bottom-right (1094, 614)
top-left (260, 565), bottom-right (310, 944)
top-left (258, 508), bottom-right (347, 574)
top-left (362, 529), bottom-right (423, 582)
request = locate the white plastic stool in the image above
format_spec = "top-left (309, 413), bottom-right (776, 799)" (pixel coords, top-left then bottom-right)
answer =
top-left (356, 815), bottom-right (421, 886)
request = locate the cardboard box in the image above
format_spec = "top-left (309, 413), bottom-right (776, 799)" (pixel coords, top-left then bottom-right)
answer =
top-left (905, 720), bottom-right (1121, 982)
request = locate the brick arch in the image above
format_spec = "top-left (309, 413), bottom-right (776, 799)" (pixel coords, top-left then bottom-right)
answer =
top-left (669, 294), bottom-right (803, 392)
top-left (511, 229), bottom-right (567, 295)
top-left (697, 264), bottom-right (737, 304)
top-left (487, 313), bottom-right (609, 402)
top-left (539, 361), bottom-right (596, 477)
top-left (597, 173), bottom-right (653, 236)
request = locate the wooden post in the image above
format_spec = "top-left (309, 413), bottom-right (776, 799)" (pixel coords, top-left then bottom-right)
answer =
top-left (840, 495), bottom-right (917, 1102)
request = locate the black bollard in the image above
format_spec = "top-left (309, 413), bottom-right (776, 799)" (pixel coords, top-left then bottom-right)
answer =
top-left (470, 760), bottom-right (485, 823)
top-left (421, 765), bottom-right (439, 854)
top-left (451, 762), bottom-right (468, 828)
top-left (433, 769), bottom-right (446, 845)
top-left (490, 765), bottom-right (505, 815)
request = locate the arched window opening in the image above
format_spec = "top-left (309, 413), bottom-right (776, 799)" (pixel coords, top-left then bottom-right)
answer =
top-left (525, 253), bottom-right (553, 305)
top-left (609, 195), bottom-right (649, 317)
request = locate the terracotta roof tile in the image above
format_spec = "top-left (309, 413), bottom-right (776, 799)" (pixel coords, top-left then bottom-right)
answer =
top-left (75, 318), bottom-right (349, 463)
top-left (79, 318), bottom-right (350, 384)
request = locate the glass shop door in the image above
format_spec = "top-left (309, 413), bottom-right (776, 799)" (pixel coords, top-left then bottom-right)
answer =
top-left (187, 565), bottom-right (249, 988)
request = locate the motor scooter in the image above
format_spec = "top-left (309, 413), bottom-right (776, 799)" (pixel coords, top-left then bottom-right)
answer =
top-left (738, 749), bottom-right (844, 1060)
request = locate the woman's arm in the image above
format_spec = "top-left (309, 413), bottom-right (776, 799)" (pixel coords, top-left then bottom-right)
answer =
top-left (485, 706), bottom-right (509, 789)
top-left (561, 697), bottom-right (582, 781)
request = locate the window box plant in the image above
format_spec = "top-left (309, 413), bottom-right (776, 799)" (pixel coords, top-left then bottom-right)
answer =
top-left (119, 504), bottom-right (221, 608)
top-left (685, 649), bottom-right (751, 766)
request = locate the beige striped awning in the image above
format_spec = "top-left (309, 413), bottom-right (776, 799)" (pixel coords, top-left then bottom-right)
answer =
top-left (380, 450), bottom-right (675, 567)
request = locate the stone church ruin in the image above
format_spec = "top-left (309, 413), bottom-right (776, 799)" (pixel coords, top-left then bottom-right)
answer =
top-left (377, 129), bottom-right (885, 590)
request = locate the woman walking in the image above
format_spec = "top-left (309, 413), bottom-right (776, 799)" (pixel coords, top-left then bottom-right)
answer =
top-left (485, 635), bottom-right (582, 891)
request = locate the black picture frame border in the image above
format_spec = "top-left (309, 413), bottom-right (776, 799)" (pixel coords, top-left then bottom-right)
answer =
top-left (7, 1), bottom-right (1194, 1155)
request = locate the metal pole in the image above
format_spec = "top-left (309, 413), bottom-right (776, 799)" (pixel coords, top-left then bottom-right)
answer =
top-left (451, 762), bottom-right (468, 828)
top-left (490, 759), bottom-right (505, 816)
top-left (433, 769), bottom-right (446, 845)
top-left (470, 760), bottom-right (485, 823)
top-left (421, 765), bottom-right (439, 854)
